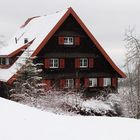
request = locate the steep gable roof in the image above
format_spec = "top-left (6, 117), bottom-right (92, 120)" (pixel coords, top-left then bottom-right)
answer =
top-left (0, 7), bottom-right (126, 84)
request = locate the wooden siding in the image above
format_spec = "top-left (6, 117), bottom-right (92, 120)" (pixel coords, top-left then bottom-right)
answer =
top-left (35, 14), bottom-right (119, 91)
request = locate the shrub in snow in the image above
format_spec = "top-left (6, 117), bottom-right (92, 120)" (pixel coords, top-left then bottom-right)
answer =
top-left (42, 90), bottom-right (123, 117)
top-left (61, 94), bottom-right (122, 116)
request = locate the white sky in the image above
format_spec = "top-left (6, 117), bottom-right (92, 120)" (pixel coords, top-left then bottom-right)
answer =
top-left (0, 0), bottom-right (140, 68)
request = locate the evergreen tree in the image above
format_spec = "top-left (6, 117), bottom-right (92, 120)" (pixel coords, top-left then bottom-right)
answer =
top-left (10, 50), bottom-right (45, 106)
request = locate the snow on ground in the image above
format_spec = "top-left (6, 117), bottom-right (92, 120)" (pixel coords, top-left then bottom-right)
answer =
top-left (0, 97), bottom-right (140, 140)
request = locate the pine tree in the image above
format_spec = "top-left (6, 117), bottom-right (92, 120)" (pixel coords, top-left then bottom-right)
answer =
top-left (10, 50), bottom-right (45, 106)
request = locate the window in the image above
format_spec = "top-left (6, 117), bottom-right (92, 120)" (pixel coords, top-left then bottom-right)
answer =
top-left (5, 58), bottom-right (10, 65)
top-left (80, 58), bottom-right (88, 68)
top-left (0, 57), bottom-right (10, 65)
top-left (24, 38), bottom-right (28, 44)
top-left (104, 78), bottom-right (111, 87)
top-left (65, 79), bottom-right (74, 88)
top-left (89, 78), bottom-right (97, 87)
top-left (49, 59), bottom-right (59, 68)
top-left (64, 37), bottom-right (74, 45)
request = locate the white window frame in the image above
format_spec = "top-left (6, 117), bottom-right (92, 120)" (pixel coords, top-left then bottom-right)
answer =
top-left (103, 78), bottom-right (111, 87)
top-left (64, 37), bottom-right (74, 45)
top-left (49, 58), bottom-right (59, 68)
top-left (6, 58), bottom-right (10, 65)
top-left (0, 57), bottom-right (10, 65)
top-left (89, 78), bottom-right (97, 87)
top-left (80, 58), bottom-right (88, 68)
top-left (65, 79), bottom-right (74, 88)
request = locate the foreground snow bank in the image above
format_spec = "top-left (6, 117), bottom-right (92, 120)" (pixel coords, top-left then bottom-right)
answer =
top-left (0, 97), bottom-right (140, 140)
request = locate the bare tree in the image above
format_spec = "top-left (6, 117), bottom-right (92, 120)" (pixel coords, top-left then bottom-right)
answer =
top-left (124, 28), bottom-right (140, 118)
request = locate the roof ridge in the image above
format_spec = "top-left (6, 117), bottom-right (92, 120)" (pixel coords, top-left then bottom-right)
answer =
top-left (20, 16), bottom-right (40, 28)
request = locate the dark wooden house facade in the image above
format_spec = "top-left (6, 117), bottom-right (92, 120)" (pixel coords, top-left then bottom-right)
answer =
top-left (0, 8), bottom-right (126, 96)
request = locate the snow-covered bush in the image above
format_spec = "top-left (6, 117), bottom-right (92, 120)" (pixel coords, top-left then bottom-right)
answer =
top-left (60, 93), bottom-right (123, 116)
top-left (21, 89), bottom-right (122, 116)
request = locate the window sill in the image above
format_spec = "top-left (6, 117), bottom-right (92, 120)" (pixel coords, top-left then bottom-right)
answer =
top-left (80, 66), bottom-right (88, 68)
top-left (49, 67), bottom-right (59, 69)
top-left (0, 65), bottom-right (11, 69)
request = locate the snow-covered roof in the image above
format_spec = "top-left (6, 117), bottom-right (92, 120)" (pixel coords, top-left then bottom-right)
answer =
top-left (0, 9), bottom-right (68, 56)
top-left (0, 8), bottom-right (68, 82)
top-left (0, 97), bottom-right (140, 140)
top-left (0, 7), bottom-right (126, 83)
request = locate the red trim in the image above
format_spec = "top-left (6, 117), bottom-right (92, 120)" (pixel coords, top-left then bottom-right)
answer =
top-left (75, 79), bottom-right (80, 89)
top-left (75, 37), bottom-right (80, 45)
top-left (58, 37), bottom-right (64, 45)
top-left (31, 7), bottom-right (126, 78)
top-left (42, 79), bottom-right (51, 90)
top-left (98, 78), bottom-right (103, 87)
top-left (60, 59), bottom-right (65, 68)
top-left (60, 79), bottom-right (65, 89)
top-left (89, 58), bottom-right (94, 68)
top-left (111, 78), bottom-right (117, 87)
top-left (84, 78), bottom-right (89, 88)
top-left (0, 65), bottom-right (10, 69)
top-left (7, 75), bottom-right (17, 85)
top-left (75, 58), bottom-right (80, 68)
top-left (31, 9), bottom-right (71, 57)
top-left (44, 58), bottom-right (50, 68)
top-left (7, 7), bottom-right (126, 84)
top-left (4, 39), bottom-right (34, 57)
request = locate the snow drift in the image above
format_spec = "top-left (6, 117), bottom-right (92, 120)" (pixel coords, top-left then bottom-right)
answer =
top-left (0, 97), bottom-right (140, 140)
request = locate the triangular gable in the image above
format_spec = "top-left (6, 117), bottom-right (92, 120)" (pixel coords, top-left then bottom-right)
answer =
top-left (31, 7), bottom-right (126, 78)
top-left (0, 7), bottom-right (126, 84)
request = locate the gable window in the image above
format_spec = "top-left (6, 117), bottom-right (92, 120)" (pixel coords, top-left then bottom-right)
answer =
top-left (64, 37), bottom-right (74, 45)
top-left (65, 79), bottom-right (74, 88)
top-left (49, 59), bottom-right (59, 68)
top-left (89, 78), bottom-right (97, 87)
top-left (24, 38), bottom-right (28, 44)
top-left (80, 58), bottom-right (88, 68)
top-left (0, 58), bottom-right (10, 65)
top-left (104, 78), bottom-right (111, 87)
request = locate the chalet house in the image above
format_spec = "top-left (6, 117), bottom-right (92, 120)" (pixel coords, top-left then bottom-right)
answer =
top-left (0, 7), bottom-right (126, 97)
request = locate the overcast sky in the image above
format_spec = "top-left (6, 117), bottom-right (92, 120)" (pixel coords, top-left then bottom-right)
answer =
top-left (0, 0), bottom-right (140, 68)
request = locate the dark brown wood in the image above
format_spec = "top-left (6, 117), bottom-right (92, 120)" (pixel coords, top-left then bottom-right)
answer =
top-left (3, 10), bottom-right (122, 93)
top-left (34, 14), bottom-right (120, 91)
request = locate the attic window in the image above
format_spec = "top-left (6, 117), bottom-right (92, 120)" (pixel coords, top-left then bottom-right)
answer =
top-left (64, 37), bottom-right (73, 45)
top-left (24, 38), bottom-right (28, 44)
top-left (0, 58), bottom-right (10, 65)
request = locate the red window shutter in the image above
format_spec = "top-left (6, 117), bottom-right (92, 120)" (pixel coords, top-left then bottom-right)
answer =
top-left (89, 58), bottom-right (94, 68)
top-left (44, 58), bottom-right (50, 68)
top-left (84, 78), bottom-right (89, 88)
top-left (98, 78), bottom-right (103, 87)
top-left (58, 37), bottom-right (64, 45)
top-left (112, 78), bottom-right (117, 87)
top-left (75, 79), bottom-right (80, 89)
top-left (60, 79), bottom-right (65, 89)
top-left (75, 58), bottom-right (80, 68)
top-left (60, 59), bottom-right (65, 68)
top-left (42, 80), bottom-right (51, 90)
top-left (75, 37), bottom-right (80, 45)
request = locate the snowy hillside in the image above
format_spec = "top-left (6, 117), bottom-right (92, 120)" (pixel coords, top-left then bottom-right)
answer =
top-left (0, 97), bottom-right (140, 140)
